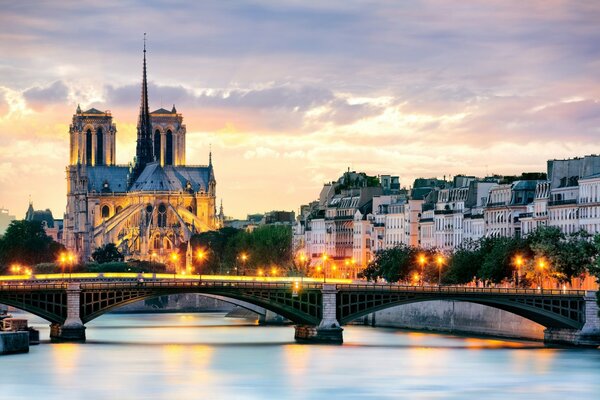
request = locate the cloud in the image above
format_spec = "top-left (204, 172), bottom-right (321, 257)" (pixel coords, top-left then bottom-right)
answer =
top-left (22, 81), bottom-right (69, 111)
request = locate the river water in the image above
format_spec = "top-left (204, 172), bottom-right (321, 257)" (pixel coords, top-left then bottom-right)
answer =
top-left (1, 312), bottom-right (599, 399)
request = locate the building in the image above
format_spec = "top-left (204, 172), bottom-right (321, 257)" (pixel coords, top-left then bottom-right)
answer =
top-left (0, 208), bottom-right (15, 235)
top-left (63, 45), bottom-right (220, 265)
top-left (25, 202), bottom-right (63, 242)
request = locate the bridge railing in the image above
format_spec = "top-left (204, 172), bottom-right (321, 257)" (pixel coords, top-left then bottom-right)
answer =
top-left (338, 284), bottom-right (586, 296)
top-left (79, 279), bottom-right (323, 291)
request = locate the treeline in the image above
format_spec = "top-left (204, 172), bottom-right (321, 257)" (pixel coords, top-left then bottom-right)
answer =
top-left (361, 226), bottom-right (600, 288)
top-left (180, 225), bottom-right (293, 274)
top-left (0, 220), bottom-right (65, 273)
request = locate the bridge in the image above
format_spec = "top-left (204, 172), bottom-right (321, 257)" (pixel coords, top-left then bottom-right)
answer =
top-left (0, 274), bottom-right (598, 346)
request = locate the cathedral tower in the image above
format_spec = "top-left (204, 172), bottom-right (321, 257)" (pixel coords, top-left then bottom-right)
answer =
top-left (69, 106), bottom-right (116, 166)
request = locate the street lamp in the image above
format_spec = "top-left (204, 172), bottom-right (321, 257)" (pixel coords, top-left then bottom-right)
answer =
top-left (196, 249), bottom-right (206, 281)
top-left (436, 255), bottom-right (444, 286)
top-left (271, 266), bottom-right (278, 277)
top-left (171, 252), bottom-right (179, 278)
top-left (321, 253), bottom-right (328, 283)
top-left (537, 258), bottom-right (546, 290)
top-left (67, 253), bottom-right (75, 281)
top-left (418, 254), bottom-right (426, 286)
top-left (240, 252), bottom-right (248, 276)
top-left (514, 255), bottom-right (524, 287)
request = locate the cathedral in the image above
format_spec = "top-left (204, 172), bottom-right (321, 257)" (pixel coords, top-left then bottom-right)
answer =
top-left (63, 43), bottom-right (221, 263)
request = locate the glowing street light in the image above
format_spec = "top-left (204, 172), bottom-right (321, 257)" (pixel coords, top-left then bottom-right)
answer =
top-left (418, 254), bottom-right (426, 286)
top-left (67, 253), bottom-right (75, 280)
top-left (239, 252), bottom-right (249, 276)
top-left (436, 255), bottom-right (444, 286)
top-left (171, 252), bottom-right (179, 278)
top-left (537, 258), bottom-right (547, 289)
top-left (271, 266), bottom-right (278, 276)
top-left (321, 253), bottom-right (328, 283)
top-left (514, 255), bottom-right (524, 286)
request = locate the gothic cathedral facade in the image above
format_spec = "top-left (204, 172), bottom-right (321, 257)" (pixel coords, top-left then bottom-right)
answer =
top-left (63, 46), bottom-right (220, 262)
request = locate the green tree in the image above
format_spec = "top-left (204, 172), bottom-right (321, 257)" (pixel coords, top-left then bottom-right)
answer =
top-left (360, 245), bottom-right (421, 283)
top-left (0, 220), bottom-right (65, 272)
top-left (478, 236), bottom-right (527, 284)
top-left (92, 243), bottom-right (124, 264)
top-left (444, 241), bottom-right (483, 284)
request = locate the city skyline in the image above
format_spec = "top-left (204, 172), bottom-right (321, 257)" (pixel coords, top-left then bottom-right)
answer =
top-left (1, 1), bottom-right (600, 219)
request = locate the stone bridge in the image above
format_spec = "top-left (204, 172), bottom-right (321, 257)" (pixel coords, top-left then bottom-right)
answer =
top-left (0, 277), bottom-right (598, 346)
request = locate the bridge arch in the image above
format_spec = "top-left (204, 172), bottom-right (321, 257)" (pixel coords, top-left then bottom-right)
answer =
top-left (337, 293), bottom-right (585, 330)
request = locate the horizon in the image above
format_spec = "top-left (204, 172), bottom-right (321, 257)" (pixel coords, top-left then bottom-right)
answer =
top-left (1, 1), bottom-right (599, 219)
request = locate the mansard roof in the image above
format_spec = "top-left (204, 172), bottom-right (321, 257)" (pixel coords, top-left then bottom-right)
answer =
top-left (130, 162), bottom-right (212, 193)
top-left (83, 108), bottom-right (105, 114)
top-left (151, 108), bottom-right (175, 114)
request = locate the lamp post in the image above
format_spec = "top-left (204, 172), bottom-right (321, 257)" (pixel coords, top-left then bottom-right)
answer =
top-left (171, 252), bottom-right (179, 278)
top-left (436, 255), bottom-right (444, 286)
top-left (514, 255), bottom-right (524, 287)
top-left (240, 253), bottom-right (248, 276)
top-left (418, 254), bottom-right (426, 286)
top-left (58, 253), bottom-right (67, 281)
top-left (197, 249), bottom-right (206, 281)
top-left (299, 253), bottom-right (307, 277)
top-left (321, 253), bottom-right (328, 283)
top-left (67, 253), bottom-right (75, 281)
top-left (537, 259), bottom-right (546, 290)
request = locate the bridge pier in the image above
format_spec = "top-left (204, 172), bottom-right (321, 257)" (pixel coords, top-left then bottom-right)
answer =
top-left (50, 283), bottom-right (86, 343)
top-left (295, 284), bottom-right (343, 344)
top-left (544, 292), bottom-right (600, 347)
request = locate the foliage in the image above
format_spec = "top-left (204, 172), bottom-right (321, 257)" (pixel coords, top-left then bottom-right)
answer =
top-left (0, 220), bottom-right (65, 272)
top-left (444, 241), bottom-right (483, 284)
top-left (478, 236), bottom-right (528, 284)
top-left (360, 245), bottom-right (424, 283)
top-left (182, 225), bottom-right (293, 275)
top-left (84, 261), bottom-right (167, 273)
top-left (92, 243), bottom-right (124, 264)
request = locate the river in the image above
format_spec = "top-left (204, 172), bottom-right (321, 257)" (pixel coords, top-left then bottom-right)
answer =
top-left (1, 312), bottom-right (599, 399)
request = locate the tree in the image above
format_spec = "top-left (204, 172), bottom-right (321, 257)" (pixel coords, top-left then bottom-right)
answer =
top-left (444, 241), bottom-right (483, 284)
top-left (478, 236), bottom-right (527, 284)
top-left (0, 220), bottom-right (65, 272)
top-left (92, 243), bottom-right (124, 264)
top-left (359, 245), bottom-right (421, 283)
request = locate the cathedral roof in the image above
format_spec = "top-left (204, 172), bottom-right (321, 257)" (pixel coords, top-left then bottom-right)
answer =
top-left (130, 162), bottom-right (212, 193)
top-left (85, 166), bottom-right (130, 193)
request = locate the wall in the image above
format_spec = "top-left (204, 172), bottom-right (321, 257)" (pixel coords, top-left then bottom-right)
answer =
top-left (363, 300), bottom-right (545, 340)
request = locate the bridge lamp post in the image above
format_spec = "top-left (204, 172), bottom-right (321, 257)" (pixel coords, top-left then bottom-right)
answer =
top-left (436, 255), bottom-right (444, 286)
top-left (10, 264), bottom-right (21, 275)
top-left (67, 253), bottom-right (75, 281)
top-left (271, 266), bottom-right (278, 277)
top-left (321, 254), bottom-right (328, 283)
top-left (418, 254), bottom-right (426, 286)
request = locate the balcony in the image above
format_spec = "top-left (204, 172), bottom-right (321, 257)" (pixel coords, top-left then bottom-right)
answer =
top-left (548, 199), bottom-right (577, 207)
top-left (419, 218), bottom-right (434, 223)
top-left (487, 202), bottom-right (507, 208)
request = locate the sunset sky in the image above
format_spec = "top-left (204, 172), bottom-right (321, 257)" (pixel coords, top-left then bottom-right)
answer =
top-left (1, 1), bottom-right (599, 219)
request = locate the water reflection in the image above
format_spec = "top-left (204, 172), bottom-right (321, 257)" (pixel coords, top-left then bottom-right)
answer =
top-left (0, 312), bottom-right (598, 400)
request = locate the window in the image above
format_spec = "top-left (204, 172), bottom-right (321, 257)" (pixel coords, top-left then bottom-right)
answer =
top-left (86, 129), bottom-right (93, 165)
top-left (154, 129), bottom-right (161, 161)
top-left (101, 205), bottom-right (110, 218)
top-left (158, 203), bottom-right (167, 227)
top-left (166, 130), bottom-right (173, 165)
top-left (96, 127), bottom-right (104, 165)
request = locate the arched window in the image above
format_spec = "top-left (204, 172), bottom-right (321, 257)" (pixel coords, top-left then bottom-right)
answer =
top-left (115, 206), bottom-right (122, 214)
top-left (153, 236), bottom-right (161, 249)
top-left (96, 127), bottom-right (104, 165)
top-left (154, 129), bottom-right (161, 162)
top-left (101, 205), bottom-right (110, 218)
top-left (158, 203), bottom-right (167, 227)
top-left (166, 130), bottom-right (173, 165)
top-left (86, 129), bottom-right (93, 165)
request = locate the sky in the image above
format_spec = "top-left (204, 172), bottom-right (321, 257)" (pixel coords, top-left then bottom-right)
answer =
top-left (0, 0), bottom-right (599, 219)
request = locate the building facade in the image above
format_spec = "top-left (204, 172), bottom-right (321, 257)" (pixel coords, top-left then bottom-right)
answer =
top-left (63, 47), bottom-right (220, 264)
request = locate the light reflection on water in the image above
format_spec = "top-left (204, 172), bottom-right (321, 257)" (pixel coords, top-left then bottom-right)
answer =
top-left (1, 312), bottom-right (599, 400)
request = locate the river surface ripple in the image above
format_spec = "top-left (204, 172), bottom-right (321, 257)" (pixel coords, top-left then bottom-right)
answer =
top-left (1, 312), bottom-right (599, 400)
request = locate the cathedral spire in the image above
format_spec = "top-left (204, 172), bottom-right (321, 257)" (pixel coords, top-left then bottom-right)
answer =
top-left (209, 144), bottom-right (212, 167)
top-left (132, 33), bottom-right (154, 185)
